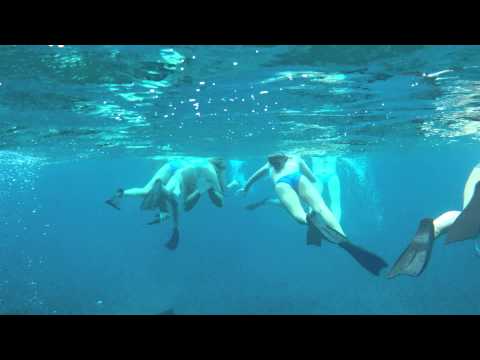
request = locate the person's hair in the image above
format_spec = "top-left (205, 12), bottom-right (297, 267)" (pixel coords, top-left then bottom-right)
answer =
top-left (267, 153), bottom-right (288, 171)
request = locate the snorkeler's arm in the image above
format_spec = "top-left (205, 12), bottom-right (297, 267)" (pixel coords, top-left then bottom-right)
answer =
top-left (299, 159), bottom-right (317, 183)
top-left (243, 163), bottom-right (269, 192)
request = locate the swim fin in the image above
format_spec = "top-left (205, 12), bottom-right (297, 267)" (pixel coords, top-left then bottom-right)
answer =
top-left (141, 180), bottom-right (169, 211)
top-left (307, 211), bottom-right (388, 275)
top-left (306, 211), bottom-right (347, 245)
top-left (388, 218), bottom-right (435, 279)
top-left (339, 242), bottom-right (389, 276)
top-left (165, 227), bottom-right (179, 250)
top-left (446, 181), bottom-right (480, 244)
top-left (306, 212), bottom-right (324, 246)
top-left (105, 189), bottom-right (124, 210)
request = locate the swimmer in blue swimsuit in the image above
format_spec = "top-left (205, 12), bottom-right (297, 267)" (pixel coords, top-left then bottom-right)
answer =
top-left (275, 171), bottom-right (302, 193)
top-left (239, 153), bottom-right (388, 276)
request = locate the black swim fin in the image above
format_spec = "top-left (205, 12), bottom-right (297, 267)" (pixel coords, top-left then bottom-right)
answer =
top-left (306, 213), bottom-right (324, 246)
top-left (165, 227), bottom-right (179, 250)
top-left (308, 211), bottom-right (388, 275)
top-left (446, 181), bottom-right (480, 244)
top-left (388, 218), bottom-right (435, 279)
top-left (339, 242), bottom-right (389, 276)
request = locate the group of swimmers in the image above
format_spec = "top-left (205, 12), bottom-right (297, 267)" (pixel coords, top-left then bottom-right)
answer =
top-left (105, 153), bottom-right (480, 278)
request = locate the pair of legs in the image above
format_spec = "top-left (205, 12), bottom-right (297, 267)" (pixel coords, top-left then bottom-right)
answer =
top-left (161, 165), bottom-right (224, 250)
top-left (124, 162), bottom-right (176, 198)
top-left (248, 161), bottom-right (342, 223)
top-left (105, 161), bottom-right (178, 210)
top-left (179, 166), bottom-right (224, 212)
top-left (275, 175), bottom-right (345, 236)
top-left (147, 163), bottom-right (224, 223)
top-left (389, 162), bottom-right (480, 278)
top-left (273, 174), bottom-right (388, 275)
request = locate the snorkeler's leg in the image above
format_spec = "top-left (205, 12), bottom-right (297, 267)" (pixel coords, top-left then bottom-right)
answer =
top-left (274, 183), bottom-right (308, 224)
top-left (447, 163), bottom-right (480, 243)
top-left (328, 174), bottom-right (342, 223)
top-left (434, 211), bottom-right (461, 237)
top-left (140, 179), bottom-right (172, 211)
top-left (125, 164), bottom-right (171, 197)
top-left (299, 176), bottom-right (388, 275)
top-left (388, 211), bottom-right (460, 279)
top-left (106, 164), bottom-right (171, 210)
top-left (298, 177), bottom-right (345, 236)
top-left (463, 162), bottom-right (480, 209)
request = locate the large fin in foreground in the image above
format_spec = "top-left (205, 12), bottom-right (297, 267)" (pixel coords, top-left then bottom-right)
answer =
top-left (388, 218), bottom-right (435, 279)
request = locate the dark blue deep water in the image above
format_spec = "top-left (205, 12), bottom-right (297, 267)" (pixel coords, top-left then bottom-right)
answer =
top-left (1, 45), bottom-right (479, 314)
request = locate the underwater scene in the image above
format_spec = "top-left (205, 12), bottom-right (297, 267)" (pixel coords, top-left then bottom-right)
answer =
top-left (1, 45), bottom-right (480, 314)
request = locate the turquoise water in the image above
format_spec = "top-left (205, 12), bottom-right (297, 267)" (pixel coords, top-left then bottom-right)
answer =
top-left (1, 45), bottom-right (480, 314)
